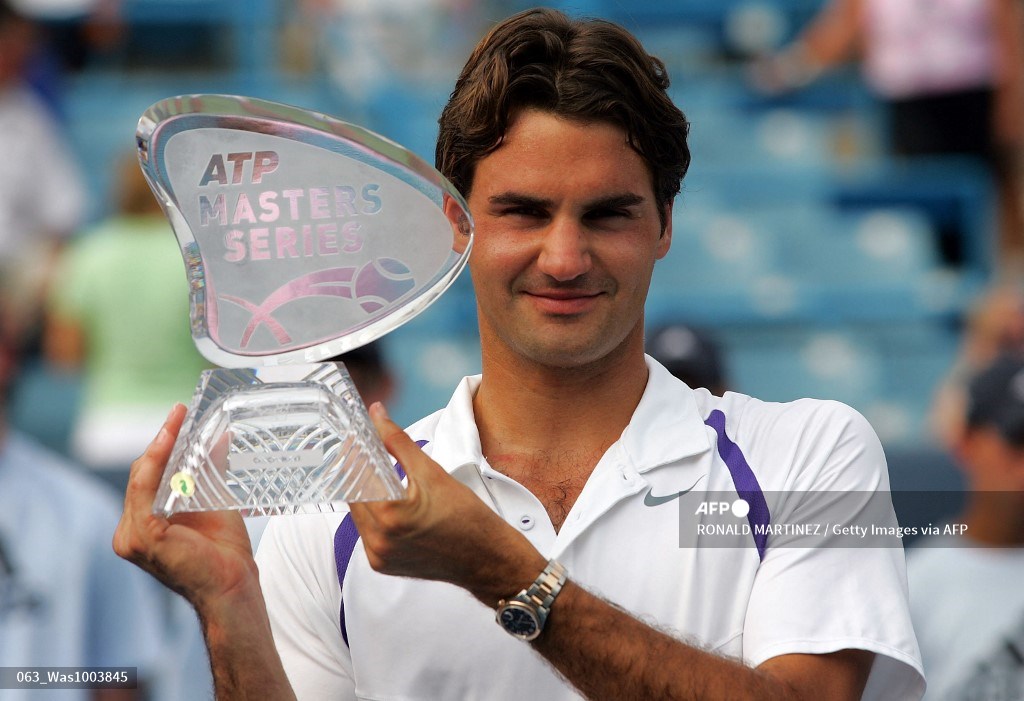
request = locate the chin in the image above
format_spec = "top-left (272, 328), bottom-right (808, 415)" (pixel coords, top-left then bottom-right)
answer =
top-left (482, 311), bottom-right (640, 370)
top-left (518, 337), bottom-right (625, 370)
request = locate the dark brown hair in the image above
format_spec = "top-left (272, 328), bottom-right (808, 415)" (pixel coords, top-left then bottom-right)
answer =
top-left (115, 152), bottom-right (163, 215)
top-left (436, 7), bottom-right (690, 227)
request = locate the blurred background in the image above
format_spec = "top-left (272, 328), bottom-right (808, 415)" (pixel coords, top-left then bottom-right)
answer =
top-left (6, 0), bottom-right (1024, 514)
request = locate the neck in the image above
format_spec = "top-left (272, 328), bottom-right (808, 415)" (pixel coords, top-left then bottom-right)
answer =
top-left (472, 330), bottom-right (649, 481)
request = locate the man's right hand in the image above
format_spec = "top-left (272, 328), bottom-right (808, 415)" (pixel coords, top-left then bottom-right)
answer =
top-left (112, 403), bottom-right (258, 611)
top-left (113, 404), bottom-right (297, 700)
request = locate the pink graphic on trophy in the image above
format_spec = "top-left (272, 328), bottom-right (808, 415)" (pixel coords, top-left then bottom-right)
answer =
top-left (219, 258), bottom-right (416, 348)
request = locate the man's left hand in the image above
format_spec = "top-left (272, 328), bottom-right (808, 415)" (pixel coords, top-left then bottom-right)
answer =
top-left (348, 403), bottom-right (547, 605)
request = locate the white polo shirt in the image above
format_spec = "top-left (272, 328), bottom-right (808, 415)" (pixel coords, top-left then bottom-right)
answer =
top-left (257, 357), bottom-right (925, 700)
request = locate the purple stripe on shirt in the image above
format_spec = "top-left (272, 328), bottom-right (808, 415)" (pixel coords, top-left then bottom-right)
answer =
top-left (333, 515), bottom-right (359, 646)
top-left (704, 410), bottom-right (770, 560)
top-left (334, 439), bottom-right (428, 646)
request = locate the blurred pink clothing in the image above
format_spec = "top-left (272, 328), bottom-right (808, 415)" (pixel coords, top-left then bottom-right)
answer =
top-left (864, 0), bottom-right (998, 98)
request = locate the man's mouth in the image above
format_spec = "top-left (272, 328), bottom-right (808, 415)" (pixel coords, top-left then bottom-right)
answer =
top-left (523, 288), bottom-right (604, 314)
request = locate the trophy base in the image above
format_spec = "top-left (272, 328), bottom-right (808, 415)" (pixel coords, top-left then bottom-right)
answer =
top-left (154, 363), bottom-right (404, 517)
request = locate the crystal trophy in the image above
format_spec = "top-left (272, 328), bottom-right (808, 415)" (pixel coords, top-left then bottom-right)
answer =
top-left (136, 94), bottom-right (473, 517)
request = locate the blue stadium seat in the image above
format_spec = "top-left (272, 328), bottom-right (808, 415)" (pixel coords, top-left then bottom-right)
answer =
top-left (648, 207), bottom-right (818, 324)
top-left (726, 328), bottom-right (885, 411)
top-left (720, 320), bottom-right (959, 446)
top-left (754, 205), bottom-right (953, 321)
top-left (689, 107), bottom-right (835, 170)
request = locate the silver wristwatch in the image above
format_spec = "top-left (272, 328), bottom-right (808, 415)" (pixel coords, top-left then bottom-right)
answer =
top-left (495, 560), bottom-right (568, 641)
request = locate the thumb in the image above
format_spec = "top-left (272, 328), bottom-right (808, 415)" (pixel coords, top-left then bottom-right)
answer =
top-left (368, 402), bottom-right (446, 485)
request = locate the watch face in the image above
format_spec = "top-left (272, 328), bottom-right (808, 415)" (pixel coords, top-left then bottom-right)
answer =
top-left (499, 603), bottom-right (540, 640)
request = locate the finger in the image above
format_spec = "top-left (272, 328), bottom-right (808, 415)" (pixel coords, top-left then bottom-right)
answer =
top-left (368, 402), bottom-right (446, 484)
top-left (127, 403), bottom-right (187, 501)
top-left (116, 404), bottom-right (186, 560)
top-left (347, 501), bottom-right (383, 548)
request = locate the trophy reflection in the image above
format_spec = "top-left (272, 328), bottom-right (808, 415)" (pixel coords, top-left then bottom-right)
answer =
top-left (137, 95), bottom-right (473, 517)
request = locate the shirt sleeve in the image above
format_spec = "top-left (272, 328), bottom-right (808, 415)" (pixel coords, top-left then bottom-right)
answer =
top-left (741, 401), bottom-right (926, 701)
top-left (257, 514), bottom-right (357, 700)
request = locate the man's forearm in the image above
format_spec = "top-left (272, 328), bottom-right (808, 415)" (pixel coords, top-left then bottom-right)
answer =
top-left (530, 582), bottom-right (869, 701)
top-left (196, 581), bottom-right (296, 701)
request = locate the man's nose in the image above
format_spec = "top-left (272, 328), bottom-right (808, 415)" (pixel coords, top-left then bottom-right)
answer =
top-left (537, 218), bottom-right (592, 281)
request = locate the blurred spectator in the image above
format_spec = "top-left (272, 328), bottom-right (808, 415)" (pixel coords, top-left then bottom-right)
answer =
top-left (0, 283), bottom-right (164, 701)
top-left (906, 352), bottom-right (1024, 699)
top-left (646, 322), bottom-right (729, 395)
top-left (44, 153), bottom-right (208, 493)
top-left (0, 0), bottom-right (87, 345)
top-left (10, 0), bottom-right (123, 72)
top-left (751, 0), bottom-right (1024, 272)
top-left (9, 0), bottom-right (123, 121)
top-left (930, 283), bottom-right (1024, 450)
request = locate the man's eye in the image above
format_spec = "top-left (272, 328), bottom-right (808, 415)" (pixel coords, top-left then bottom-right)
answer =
top-left (587, 209), bottom-right (630, 220)
top-left (503, 207), bottom-right (544, 218)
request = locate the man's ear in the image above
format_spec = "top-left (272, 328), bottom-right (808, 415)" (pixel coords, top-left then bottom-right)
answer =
top-left (443, 193), bottom-right (472, 255)
top-left (656, 202), bottom-right (673, 260)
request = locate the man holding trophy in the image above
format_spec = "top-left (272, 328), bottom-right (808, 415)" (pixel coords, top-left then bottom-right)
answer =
top-left (115, 8), bottom-right (924, 700)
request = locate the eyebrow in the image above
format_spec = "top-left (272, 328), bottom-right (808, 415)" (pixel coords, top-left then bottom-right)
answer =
top-left (586, 193), bottom-right (646, 210)
top-left (487, 192), bottom-right (647, 209)
top-left (488, 193), bottom-right (554, 208)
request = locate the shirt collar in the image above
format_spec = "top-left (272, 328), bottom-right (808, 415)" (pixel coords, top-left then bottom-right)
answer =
top-left (428, 374), bottom-right (486, 474)
top-left (425, 356), bottom-right (711, 475)
top-left (620, 356), bottom-right (712, 473)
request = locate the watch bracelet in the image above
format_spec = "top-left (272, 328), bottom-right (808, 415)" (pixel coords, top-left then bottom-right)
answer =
top-left (524, 559), bottom-right (568, 610)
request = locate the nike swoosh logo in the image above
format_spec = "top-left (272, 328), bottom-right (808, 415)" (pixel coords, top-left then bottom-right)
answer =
top-left (643, 476), bottom-right (705, 507)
